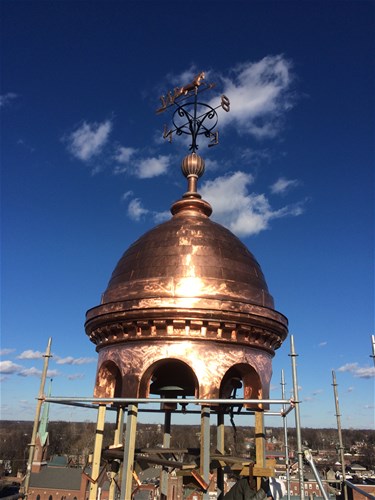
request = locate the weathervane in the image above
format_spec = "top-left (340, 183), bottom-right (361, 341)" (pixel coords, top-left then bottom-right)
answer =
top-left (157, 72), bottom-right (230, 153)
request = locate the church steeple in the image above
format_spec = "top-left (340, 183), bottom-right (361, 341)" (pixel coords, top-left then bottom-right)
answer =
top-left (31, 379), bottom-right (52, 473)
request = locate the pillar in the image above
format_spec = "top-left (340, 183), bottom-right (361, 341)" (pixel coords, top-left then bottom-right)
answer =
top-left (160, 409), bottom-right (172, 499)
top-left (108, 406), bottom-right (124, 500)
top-left (217, 411), bottom-right (225, 499)
top-left (90, 404), bottom-right (107, 499)
top-left (200, 406), bottom-right (210, 500)
top-left (120, 404), bottom-right (138, 499)
top-left (255, 410), bottom-right (265, 490)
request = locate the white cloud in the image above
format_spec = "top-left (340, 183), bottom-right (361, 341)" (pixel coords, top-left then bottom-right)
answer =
top-left (114, 150), bottom-right (171, 178)
top-left (18, 367), bottom-right (59, 378)
top-left (17, 349), bottom-right (44, 359)
top-left (167, 65), bottom-right (201, 87)
top-left (114, 146), bottom-right (137, 172)
top-left (115, 146), bottom-right (137, 164)
top-left (122, 190), bottom-right (133, 202)
top-left (271, 177), bottom-right (299, 194)
top-left (128, 198), bottom-right (149, 221)
top-left (18, 367), bottom-right (42, 377)
top-left (0, 92), bottom-right (17, 107)
top-left (354, 366), bottom-right (375, 379)
top-left (126, 195), bottom-right (170, 224)
top-left (212, 55), bottom-right (294, 138)
top-left (338, 363), bottom-right (360, 373)
top-left (200, 171), bottom-right (303, 236)
top-left (0, 360), bottom-right (23, 374)
top-left (136, 155), bottom-right (170, 178)
top-left (153, 210), bottom-right (170, 223)
top-left (318, 341), bottom-right (328, 347)
top-left (67, 373), bottom-right (85, 380)
top-left (0, 348), bottom-right (15, 356)
top-left (338, 362), bottom-right (375, 379)
top-left (66, 120), bottom-right (112, 161)
top-left (203, 158), bottom-right (220, 172)
top-left (55, 356), bottom-right (96, 365)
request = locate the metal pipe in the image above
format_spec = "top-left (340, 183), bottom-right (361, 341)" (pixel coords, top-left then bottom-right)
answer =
top-left (280, 402), bottom-right (295, 418)
top-left (303, 450), bottom-right (329, 500)
top-left (23, 337), bottom-right (52, 498)
top-left (43, 398), bottom-right (288, 417)
top-left (44, 396), bottom-right (290, 405)
top-left (332, 370), bottom-right (348, 500)
top-left (281, 369), bottom-right (291, 500)
top-left (371, 335), bottom-right (375, 366)
top-left (289, 335), bottom-right (305, 500)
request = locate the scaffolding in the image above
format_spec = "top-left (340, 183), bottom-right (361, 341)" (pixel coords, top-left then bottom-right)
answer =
top-left (22, 334), bottom-right (373, 500)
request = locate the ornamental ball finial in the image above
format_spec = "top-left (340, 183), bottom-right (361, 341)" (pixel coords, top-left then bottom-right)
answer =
top-left (181, 153), bottom-right (205, 180)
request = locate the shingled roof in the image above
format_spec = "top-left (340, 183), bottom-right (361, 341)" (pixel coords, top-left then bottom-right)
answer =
top-left (29, 466), bottom-right (82, 490)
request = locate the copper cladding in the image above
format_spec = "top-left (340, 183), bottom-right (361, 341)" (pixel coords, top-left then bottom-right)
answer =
top-left (86, 194), bottom-right (288, 403)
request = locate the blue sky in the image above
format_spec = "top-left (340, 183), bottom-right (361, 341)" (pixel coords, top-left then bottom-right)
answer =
top-left (1, 1), bottom-right (374, 429)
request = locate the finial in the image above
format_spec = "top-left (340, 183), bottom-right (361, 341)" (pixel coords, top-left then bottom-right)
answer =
top-left (181, 152), bottom-right (205, 194)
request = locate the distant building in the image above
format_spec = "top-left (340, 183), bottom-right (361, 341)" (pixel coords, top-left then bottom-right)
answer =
top-left (28, 456), bottom-right (110, 500)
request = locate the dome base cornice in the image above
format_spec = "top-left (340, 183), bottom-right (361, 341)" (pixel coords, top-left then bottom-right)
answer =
top-left (85, 301), bottom-right (288, 355)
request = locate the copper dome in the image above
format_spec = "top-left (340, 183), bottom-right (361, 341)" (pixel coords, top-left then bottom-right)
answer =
top-left (85, 193), bottom-right (288, 354)
top-left (103, 200), bottom-right (274, 309)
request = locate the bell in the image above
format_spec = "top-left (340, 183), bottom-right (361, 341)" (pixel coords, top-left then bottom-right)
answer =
top-left (149, 362), bottom-right (196, 409)
top-left (149, 383), bottom-right (186, 397)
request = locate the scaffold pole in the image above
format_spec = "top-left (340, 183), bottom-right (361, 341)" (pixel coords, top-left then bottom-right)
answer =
top-left (289, 335), bottom-right (305, 499)
top-left (332, 370), bottom-right (348, 500)
top-left (23, 337), bottom-right (52, 498)
top-left (281, 369), bottom-right (291, 500)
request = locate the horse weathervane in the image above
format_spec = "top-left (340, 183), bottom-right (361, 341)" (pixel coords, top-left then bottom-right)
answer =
top-left (156, 72), bottom-right (230, 153)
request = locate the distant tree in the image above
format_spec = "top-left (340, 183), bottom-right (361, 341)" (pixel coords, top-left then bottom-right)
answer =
top-left (1, 421), bottom-right (375, 474)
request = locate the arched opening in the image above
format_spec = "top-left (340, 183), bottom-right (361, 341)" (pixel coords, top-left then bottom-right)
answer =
top-left (139, 358), bottom-right (199, 401)
top-left (219, 363), bottom-right (262, 409)
top-left (95, 361), bottom-right (122, 398)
